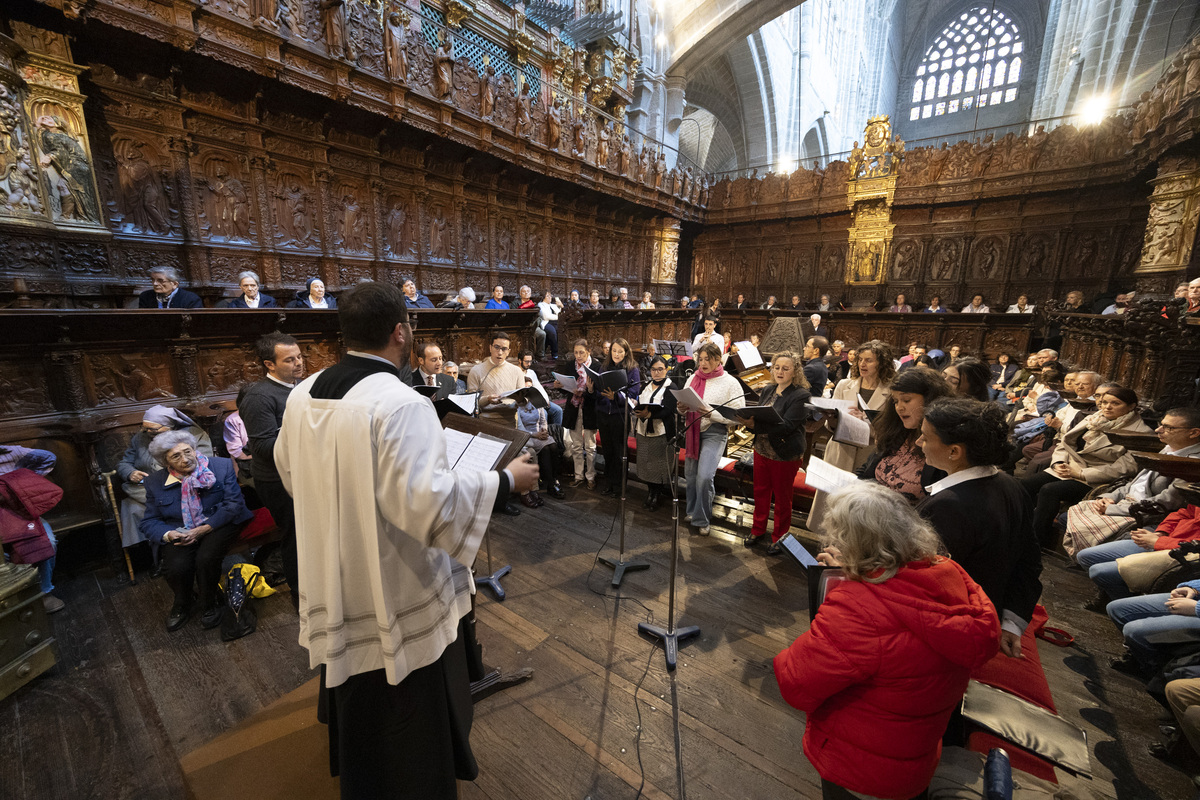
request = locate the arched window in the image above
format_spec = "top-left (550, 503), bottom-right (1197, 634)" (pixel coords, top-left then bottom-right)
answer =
top-left (908, 6), bottom-right (1024, 121)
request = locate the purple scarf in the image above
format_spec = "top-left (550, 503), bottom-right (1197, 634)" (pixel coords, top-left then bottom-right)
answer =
top-left (686, 364), bottom-right (725, 461)
top-left (172, 452), bottom-right (216, 529)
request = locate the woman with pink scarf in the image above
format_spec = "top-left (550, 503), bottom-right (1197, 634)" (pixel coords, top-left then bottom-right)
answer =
top-left (677, 342), bottom-right (745, 535)
top-left (140, 430), bottom-right (253, 632)
top-left (555, 338), bottom-right (600, 489)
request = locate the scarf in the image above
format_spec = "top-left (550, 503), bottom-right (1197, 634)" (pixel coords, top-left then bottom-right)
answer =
top-left (144, 404), bottom-right (196, 429)
top-left (686, 364), bottom-right (725, 461)
top-left (572, 357), bottom-right (590, 408)
top-left (638, 378), bottom-right (670, 437)
top-left (173, 452), bottom-right (216, 529)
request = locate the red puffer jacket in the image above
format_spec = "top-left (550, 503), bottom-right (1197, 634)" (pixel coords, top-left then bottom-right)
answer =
top-left (773, 557), bottom-right (1000, 799)
top-left (1151, 505), bottom-right (1200, 549)
top-left (0, 468), bottom-right (62, 564)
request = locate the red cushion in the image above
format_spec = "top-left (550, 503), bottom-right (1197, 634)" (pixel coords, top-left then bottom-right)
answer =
top-left (239, 507), bottom-right (277, 541)
top-left (966, 605), bottom-right (1058, 782)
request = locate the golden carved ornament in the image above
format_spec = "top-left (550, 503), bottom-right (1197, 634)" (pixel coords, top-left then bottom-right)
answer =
top-left (590, 76), bottom-right (614, 106)
top-left (445, 0), bottom-right (474, 28)
top-left (512, 29), bottom-right (533, 65)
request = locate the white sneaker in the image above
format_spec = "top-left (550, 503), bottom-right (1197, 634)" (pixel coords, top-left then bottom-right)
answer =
top-left (683, 514), bottom-right (692, 522)
top-left (697, 526), bottom-right (710, 537)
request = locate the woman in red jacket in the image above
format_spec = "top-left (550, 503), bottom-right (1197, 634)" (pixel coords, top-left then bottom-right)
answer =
top-left (773, 482), bottom-right (1000, 800)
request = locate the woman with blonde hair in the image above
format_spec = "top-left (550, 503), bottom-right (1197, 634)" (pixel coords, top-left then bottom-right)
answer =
top-left (738, 352), bottom-right (812, 553)
top-left (805, 339), bottom-right (895, 533)
top-left (774, 483), bottom-right (999, 800)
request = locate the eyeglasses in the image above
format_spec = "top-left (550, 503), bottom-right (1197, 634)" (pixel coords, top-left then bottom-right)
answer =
top-left (1158, 424), bottom-right (1196, 432)
top-left (165, 447), bottom-right (195, 463)
top-left (491, 343), bottom-right (510, 352)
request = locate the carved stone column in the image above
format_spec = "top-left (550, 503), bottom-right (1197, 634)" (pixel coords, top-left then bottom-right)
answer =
top-left (45, 349), bottom-right (88, 412)
top-left (314, 168), bottom-right (338, 287)
top-left (168, 135), bottom-right (210, 285)
top-left (1135, 155), bottom-right (1200, 294)
top-left (369, 178), bottom-right (387, 270)
top-left (250, 155), bottom-right (281, 285)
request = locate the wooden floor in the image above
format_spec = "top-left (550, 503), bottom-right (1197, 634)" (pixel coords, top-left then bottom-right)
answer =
top-left (0, 485), bottom-right (1194, 799)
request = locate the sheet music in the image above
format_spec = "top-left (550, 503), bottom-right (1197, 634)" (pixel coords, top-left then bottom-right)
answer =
top-left (733, 341), bottom-right (763, 368)
top-left (443, 428), bottom-right (475, 468)
top-left (552, 372), bottom-right (578, 393)
top-left (717, 456), bottom-right (737, 470)
top-left (809, 396), bottom-right (854, 412)
top-left (653, 339), bottom-right (694, 357)
top-left (805, 457), bottom-right (860, 494)
top-left (832, 410), bottom-right (872, 448)
top-left (670, 386), bottom-right (709, 412)
top-left (454, 433), bottom-right (510, 472)
top-left (448, 393), bottom-right (478, 415)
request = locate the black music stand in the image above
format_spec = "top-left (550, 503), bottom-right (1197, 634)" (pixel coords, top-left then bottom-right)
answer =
top-left (638, 436), bottom-right (699, 670)
top-left (599, 404), bottom-right (649, 587)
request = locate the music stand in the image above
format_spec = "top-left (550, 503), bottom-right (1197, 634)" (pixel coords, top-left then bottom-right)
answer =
top-left (599, 403), bottom-right (649, 587)
top-left (638, 434), bottom-right (699, 670)
top-left (443, 414), bottom-right (529, 601)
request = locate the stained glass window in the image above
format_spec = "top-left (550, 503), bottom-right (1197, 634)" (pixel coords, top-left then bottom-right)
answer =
top-left (909, 6), bottom-right (1023, 120)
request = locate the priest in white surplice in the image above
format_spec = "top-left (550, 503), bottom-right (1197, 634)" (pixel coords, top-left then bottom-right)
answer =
top-left (275, 283), bottom-right (539, 799)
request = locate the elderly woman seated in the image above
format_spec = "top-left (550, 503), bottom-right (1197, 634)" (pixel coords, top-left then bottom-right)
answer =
top-left (116, 405), bottom-right (213, 569)
top-left (140, 431), bottom-right (253, 631)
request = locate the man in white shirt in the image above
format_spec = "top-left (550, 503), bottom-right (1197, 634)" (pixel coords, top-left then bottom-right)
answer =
top-left (691, 316), bottom-right (724, 355)
top-left (275, 283), bottom-right (538, 798)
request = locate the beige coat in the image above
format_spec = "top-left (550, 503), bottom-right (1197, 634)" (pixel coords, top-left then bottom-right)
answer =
top-left (1052, 411), bottom-right (1154, 486)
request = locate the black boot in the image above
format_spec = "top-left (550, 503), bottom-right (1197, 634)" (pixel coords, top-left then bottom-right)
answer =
top-left (1083, 590), bottom-right (1111, 613)
top-left (648, 486), bottom-right (663, 512)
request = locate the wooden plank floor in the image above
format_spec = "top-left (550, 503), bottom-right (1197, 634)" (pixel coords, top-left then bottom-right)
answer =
top-left (0, 484), bottom-right (1192, 799)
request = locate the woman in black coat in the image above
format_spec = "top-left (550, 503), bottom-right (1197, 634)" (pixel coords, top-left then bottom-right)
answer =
top-left (739, 351), bottom-right (812, 553)
top-left (554, 338), bottom-right (600, 489)
top-left (915, 397), bottom-right (1043, 659)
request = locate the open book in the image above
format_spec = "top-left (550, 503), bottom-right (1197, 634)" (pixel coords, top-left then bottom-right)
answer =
top-left (712, 403), bottom-right (782, 426)
top-left (809, 397), bottom-right (872, 447)
top-left (551, 372), bottom-right (579, 393)
top-left (443, 428), bottom-right (511, 472)
top-left (804, 457), bottom-right (860, 494)
top-left (433, 392), bottom-right (478, 418)
top-left (585, 366), bottom-right (629, 393)
top-left (732, 341), bottom-right (763, 369)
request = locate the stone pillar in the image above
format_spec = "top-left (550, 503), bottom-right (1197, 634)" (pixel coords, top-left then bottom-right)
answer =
top-left (1136, 155), bottom-right (1200, 294)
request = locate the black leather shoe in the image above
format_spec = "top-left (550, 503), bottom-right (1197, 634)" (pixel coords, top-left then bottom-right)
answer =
top-left (600, 485), bottom-right (615, 496)
top-left (745, 534), bottom-right (766, 548)
top-left (150, 561), bottom-right (165, 579)
top-left (200, 605), bottom-right (223, 630)
top-left (647, 493), bottom-right (661, 512)
top-left (500, 502), bottom-right (522, 517)
top-left (549, 485), bottom-right (565, 500)
top-left (1110, 651), bottom-right (1150, 679)
top-left (1083, 591), bottom-right (1111, 613)
top-left (166, 603), bottom-right (191, 632)
top-left (765, 542), bottom-right (784, 556)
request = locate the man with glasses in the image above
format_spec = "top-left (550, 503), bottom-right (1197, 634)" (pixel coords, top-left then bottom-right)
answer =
top-left (468, 330), bottom-right (525, 426)
top-left (137, 266), bottom-right (203, 308)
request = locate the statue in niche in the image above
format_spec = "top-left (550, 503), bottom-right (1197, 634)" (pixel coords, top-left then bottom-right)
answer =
top-left (320, 0), bottom-right (355, 61)
top-left (636, 145), bottom-right (649, 182)
top-left (274, 179), bottom-right (312, 245)
top-left (2, 146), bottom-right (44, 214)
top-left (853, 242), bottom-right (881, 282)
top-left (618, 134), bottom-right (630, 176)
top-left (383, 10), bottom-right (409, 83)
top-left (385, 200), bottom-right (409, 254)
top-left (597, 121), bottom-right (610, 167)
top-left (479, 64), bottom-right (496, 119)
top-left (1016, 238), bottom-right (1047, 278)
top-left (515, 81), bottom-right (531, 137)
top-left (497, 218), bottom-right (513, 263)
top-left (681, 167), bottom-right (692, 201)
top-left (653, 150), bottom-right (666, 189)
top-left (571, 114), bottom-right (587, 159)
top-left (339, 193), bottom-right (365, 251)
top-left (276, 0), bottom-right (303, 37)
top-left (434, 34), bottom-right (455, 100)
top-left (250, 0), bottom-right (278, 28)
top-left (118, 147), bottom-right (170, 234)
top-left (926, 142), bottom-right (950, 182)
top-left (206, 164), bottom-right (250, 240)
top-left (35, 115), bottom-right (99, 223)
top-left (891, 240), bottom-right (918, 280)
top-left (430, 209), bottom-right (448, 259)
top-left (547, 98), bottom-right (562, 150)
top-left (930, 239), bottom-right (961, 281)
top-left (972, 239), bottom-right (1000, 279)
top-left (971, 134), bottom-right (994, 178)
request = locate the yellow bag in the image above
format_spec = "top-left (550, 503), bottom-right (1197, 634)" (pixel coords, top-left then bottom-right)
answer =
top-left (224, 562), bottom-right (277, 598)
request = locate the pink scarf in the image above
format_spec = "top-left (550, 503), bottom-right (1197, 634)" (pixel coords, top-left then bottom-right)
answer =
top-left (572, 357), bottom-right (590, 408)
top-left (686, 364), bottom-right (725, 461)
top-left (172, 452), bottom-right (216, 529)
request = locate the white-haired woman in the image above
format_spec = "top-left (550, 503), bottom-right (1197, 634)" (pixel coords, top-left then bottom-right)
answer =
top-left (288, 277), bottom-right (337, 309)
top-left (140, 431), bottom-right (253, 631)
top-left (228, 270), bottom-right (278, 308)
top-left (774, 483), bottom-right (999, 800)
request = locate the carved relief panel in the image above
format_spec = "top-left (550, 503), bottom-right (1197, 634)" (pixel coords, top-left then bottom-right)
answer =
top-left (196, 154), bottom-right (255, 242)
top-left (927, 237), bottom-right (963, 283)
top-left (460, 205), bottom-right (487, 265)
top-left (384, 194), bottom-right (416, 258)
top-left (273, 171), bottom-right (319, 249)
top-left (968, 236), bottom-right (1006, 281)
top-left (427, 202), bottom-right (452, 261)
top-left (333, 183), bottom-right (371, 254)
top-left (88, 352), bottom-right (177, 406)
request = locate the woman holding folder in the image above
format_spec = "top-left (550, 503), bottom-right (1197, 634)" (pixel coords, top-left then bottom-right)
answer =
top-left (595, 338), bottom-right (641, 496)
top-left (633, 356), bottom-right (677, 511)
top-left (805, 340), bottom-right (895, 534)
top-left (676, 342), bottom-right (745, 536)
top-left (737, 352), bottom-right (812, 554)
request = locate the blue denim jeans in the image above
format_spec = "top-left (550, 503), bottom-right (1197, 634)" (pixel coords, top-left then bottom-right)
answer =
top-left (1077, 539), bottom-right (1146, 600)
top-left (38, 520), bottom-right (56, 595)
top-left (685, 426), bottom-right (727, 529)
top-left (545, 401), bottom-right (563, 427)
top-left (1108, 592), bottom-right (1200, 668)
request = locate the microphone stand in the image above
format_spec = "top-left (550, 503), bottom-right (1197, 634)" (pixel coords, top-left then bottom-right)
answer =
top-left (638, 414), bottom-right (700, 670)
top-left (599, 393), bottom-right (649, 588)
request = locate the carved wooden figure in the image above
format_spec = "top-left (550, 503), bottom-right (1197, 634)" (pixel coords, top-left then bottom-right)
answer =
top-left (547, 98), bottom-right (562, 150)
top-left (515, 81), bottom-right (531, 138)
top-left (480, 64), bottom-right (496, 119)
top-left (118, 147), bottom-right (170, 234)
top-left (618, 134), bottom-right (630, 176)
top-left (320, 0), bottom-right (354, 61)
top-left (435, 35), bottom-right (455, 101)
top-left (597, 121), bottom-right (610, 167)
top-left (36, 115), bottom-right (99, 223)
top-left (384, 10), bottom-right (409, 83)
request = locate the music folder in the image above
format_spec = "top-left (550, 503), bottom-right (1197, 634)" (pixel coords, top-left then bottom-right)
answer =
top-left (443, 413), bottom-right (531, 470)
top-left (499, 386), bottom-right (548, 408)
top-left (434, 392), bottom-right (479, 419)
top-left (413, 383), bottom-right (439, 397)
top-left (586, 366), bottom-right (629, 394)
top-left (712, 403), bottom-right (782, 426)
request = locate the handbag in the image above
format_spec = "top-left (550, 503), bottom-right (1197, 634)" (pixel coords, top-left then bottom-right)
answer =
top-left (1115, 549), bottom-right (1190, 593)
top-left (220, 564), bottom-right (264, 641)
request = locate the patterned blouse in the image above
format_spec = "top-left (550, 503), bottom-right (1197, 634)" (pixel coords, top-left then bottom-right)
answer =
top-left (874, 441), bottom-right (928, 505)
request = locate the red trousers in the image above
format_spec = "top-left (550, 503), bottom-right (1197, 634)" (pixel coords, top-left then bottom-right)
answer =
top-left (752, 452), bottom-right (801, 542)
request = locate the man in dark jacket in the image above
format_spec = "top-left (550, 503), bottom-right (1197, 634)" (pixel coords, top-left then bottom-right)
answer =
top-left (237, 332), bottom-right (304, 608)
top-left (137, 267), bottom-right (204, 309)
top-left (802, 336), bottom-right (830, 396)
top-left (401, 278), bottom-right (435, 309)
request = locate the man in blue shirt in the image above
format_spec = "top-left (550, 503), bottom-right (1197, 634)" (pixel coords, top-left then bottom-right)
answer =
top-left (401, 278), bottom-right (434, 309)
top-left (485, 285), bottom-right (509, 309)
